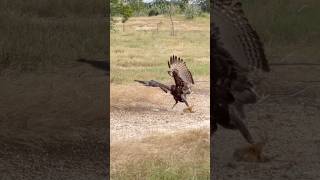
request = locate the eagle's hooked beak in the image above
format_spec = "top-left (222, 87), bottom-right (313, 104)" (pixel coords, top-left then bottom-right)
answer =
top-left (167, 70), bottom-right (173, 76)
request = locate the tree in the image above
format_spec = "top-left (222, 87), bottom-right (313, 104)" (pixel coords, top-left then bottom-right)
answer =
top-left (168, 2), bottom-right (175, 36)
top-left (110, 0), bottom-right (120, 30)
top-left (120, 3), bottom-right (133, 32)
top-left (178, 0), bottom-right (189, 12)
top-left (193, 0), bottom-right (209, 12)
top-left (126, 0), bottom-right (145, 16)
top-left (110, 0), bottom-right (133, 31)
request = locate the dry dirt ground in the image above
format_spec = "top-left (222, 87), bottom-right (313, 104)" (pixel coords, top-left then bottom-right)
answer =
top-left (0, 61), bottom-right (108, 179)
top-left (110, 81), bottom-right (210, 143)
top-left (213, 64), bottom-right (320, 179)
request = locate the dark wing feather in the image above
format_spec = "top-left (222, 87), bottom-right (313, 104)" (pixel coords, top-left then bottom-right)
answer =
top-left (213, 0), bottom-right (270, 72)
top-left (168, 55), bottom-right (194, 86)
top-left (172, 70), bottom-right (184, 88)
top-left (134, 80), bottom-right (170, 93)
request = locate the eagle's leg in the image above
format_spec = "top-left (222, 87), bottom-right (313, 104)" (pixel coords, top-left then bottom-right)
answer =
top-left (229, 106), bottom-right (268, 162)
top-left (172, 101), bottom-right (178, 109)
top-left (229, 104), bottom-right (254, 144)
top-left (235, 120), bottom-right (254, 144)
top-left (182, 97), bottom-right (194, 113)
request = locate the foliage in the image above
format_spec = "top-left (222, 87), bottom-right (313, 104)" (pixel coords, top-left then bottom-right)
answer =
top-left (126, 0), bottom-right (145, 16)
top-left (110, 0), bottom-right (133, 30)
top-left (110, 0), bottom-right (209, 21)
top-left (178, 0), bottom-right (189, 12)
top-left (148, 9), bottom-right (159, 16)
top-left (184, 4), bottom-right (202, 19)
top-left (195, 0), bottom-right (210, 12)
top-left (120, 3), bottom-right (133, 23)
top-left (110, 0), bottom-right (120, 29)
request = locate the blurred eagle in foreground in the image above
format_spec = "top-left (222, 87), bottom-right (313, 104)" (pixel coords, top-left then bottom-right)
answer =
top-left (213, 0), bottom-right (270, 148)
top-left (135, 55), bottom-right (195, 112)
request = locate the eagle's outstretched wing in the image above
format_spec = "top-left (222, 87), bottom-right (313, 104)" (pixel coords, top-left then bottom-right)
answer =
top-left (134, 80), bottom-right (171, 93)
top-left (213, 0), bottom-right (270, 72)
top-left (168, 55), bottom-right (194, 89)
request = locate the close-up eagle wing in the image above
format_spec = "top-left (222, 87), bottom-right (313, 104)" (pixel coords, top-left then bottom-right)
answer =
top-left (213, 0), bottom-right (270, 72)
top-left (168, 55), bottom-right (194, 88)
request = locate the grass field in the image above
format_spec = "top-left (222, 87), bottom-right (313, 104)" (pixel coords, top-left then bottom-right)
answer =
top-left (110, 15), bottom-right (210, 84)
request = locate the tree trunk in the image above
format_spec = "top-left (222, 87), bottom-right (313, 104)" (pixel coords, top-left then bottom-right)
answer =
top-left (169, 4), bottom-right (175, 36)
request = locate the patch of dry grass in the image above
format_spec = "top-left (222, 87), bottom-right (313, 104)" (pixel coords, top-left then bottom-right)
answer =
top-left (110, 15), bottom-right (210, 84)
top-left (111, 129), bottom-right (210, 179)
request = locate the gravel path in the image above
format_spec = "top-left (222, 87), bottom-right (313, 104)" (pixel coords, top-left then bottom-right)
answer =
top-left (110, 82), bottom-right (210, 143)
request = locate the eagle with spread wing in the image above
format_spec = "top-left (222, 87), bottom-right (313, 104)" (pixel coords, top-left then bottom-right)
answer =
top-left (135, 55), bottom-right (195, 112)
top-left (213, 0), bottom-right (270, 146)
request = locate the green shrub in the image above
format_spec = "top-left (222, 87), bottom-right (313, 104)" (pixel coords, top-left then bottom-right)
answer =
top-left (148, 9), bottom-right (159, 16)
top-left (184, 5), bottom-right (202, 19)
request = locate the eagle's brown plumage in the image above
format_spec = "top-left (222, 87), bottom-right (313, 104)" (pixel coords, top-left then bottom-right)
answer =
top-left (168, 55), bottom-right (194, 85)
top-left (135, 55), bottom-right (194, 111)
top-left (213, 0), bottom-right (270, 144)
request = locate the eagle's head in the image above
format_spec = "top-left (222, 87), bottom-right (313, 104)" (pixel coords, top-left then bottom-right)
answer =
top-left (182, 85), bottom-right (192, 95)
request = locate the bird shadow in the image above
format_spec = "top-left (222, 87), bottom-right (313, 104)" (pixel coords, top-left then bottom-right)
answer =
top-left (76, 58), bottom-right (110, 75)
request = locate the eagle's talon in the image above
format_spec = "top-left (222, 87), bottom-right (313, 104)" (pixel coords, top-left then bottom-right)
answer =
top-left (183, 105), bottom-right (195, 113)
top-left (233, 142), bottom-right (268, 162)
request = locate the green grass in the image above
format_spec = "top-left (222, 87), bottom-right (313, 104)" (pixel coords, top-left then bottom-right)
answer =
top-left (111, 15), bottom-right (210, 84)
top-left (114, 159), bottom-right (209, 180)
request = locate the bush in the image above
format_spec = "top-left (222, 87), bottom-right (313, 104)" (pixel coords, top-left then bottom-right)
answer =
top-left (148, 9), bottom-right (159, 16)
top-left (184, 5), bottom-right (202, 19)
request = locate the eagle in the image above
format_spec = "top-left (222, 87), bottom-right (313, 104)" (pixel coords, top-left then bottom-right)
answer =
top-left (212, 0), bottom-right (270, 145)
top-left (135, 55), bottom-right (195, 112)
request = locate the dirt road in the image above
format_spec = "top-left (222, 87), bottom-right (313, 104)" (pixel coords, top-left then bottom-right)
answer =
top-left (110, 82), bottom-right (210, 143)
